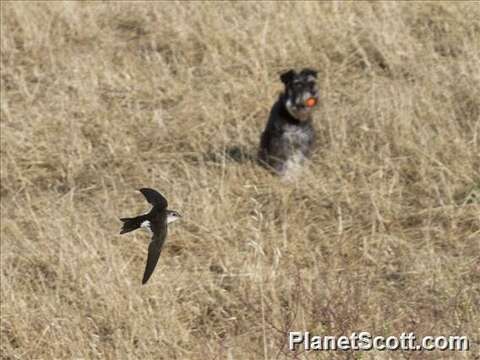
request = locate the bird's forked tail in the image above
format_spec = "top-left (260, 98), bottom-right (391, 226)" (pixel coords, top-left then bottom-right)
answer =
top-left (119, 216), bottom-right (145, 234)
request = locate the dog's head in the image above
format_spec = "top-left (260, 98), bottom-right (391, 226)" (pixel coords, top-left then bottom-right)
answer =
top-left (280, 68), bottom-right (319, 122)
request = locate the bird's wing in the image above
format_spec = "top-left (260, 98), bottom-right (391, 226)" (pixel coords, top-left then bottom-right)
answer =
top-left (139, 188), bottom-right (168, 209)
top-left (142, 230), bottom-right (167, 284)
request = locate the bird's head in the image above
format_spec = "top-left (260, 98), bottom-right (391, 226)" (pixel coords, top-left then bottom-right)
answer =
top-left (166, 210), bottom-right (182, 224)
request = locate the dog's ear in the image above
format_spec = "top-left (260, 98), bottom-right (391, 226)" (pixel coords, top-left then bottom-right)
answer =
top-left (301, 68), bottom-right (318, 79)
top-left (280, 70), bottom-right (296, 85)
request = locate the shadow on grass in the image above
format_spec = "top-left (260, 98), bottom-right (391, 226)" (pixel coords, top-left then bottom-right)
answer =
top-left (184, 145), bottom-right (258, 165)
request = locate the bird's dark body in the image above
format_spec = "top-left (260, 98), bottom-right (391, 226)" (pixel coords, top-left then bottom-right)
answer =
top-left (119, 188), bottom-right (180, 284)
top-left (148, 209), bottom-right (167, 239)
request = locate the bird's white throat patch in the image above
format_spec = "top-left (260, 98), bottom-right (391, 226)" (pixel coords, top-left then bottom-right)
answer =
top-left (167, 214), bottom-right (180, 224)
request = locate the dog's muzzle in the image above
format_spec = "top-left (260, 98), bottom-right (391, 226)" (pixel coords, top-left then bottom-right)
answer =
top-left (287, 93), bottom-right (318, 121)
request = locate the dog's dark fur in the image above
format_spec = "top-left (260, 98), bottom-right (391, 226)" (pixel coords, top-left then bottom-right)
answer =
top-left (258, 68), bottom-right (319, 176)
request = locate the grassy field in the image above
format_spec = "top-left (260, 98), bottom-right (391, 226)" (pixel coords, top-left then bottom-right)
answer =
top-left (1, 2), bottom-right (479, 359)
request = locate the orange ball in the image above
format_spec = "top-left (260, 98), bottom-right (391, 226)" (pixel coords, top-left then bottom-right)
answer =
top-left (305, 97), bottom-right (317, 108)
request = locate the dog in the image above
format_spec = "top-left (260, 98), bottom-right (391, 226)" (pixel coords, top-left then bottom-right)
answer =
top-left (258, 68), bottom-right (319, 178)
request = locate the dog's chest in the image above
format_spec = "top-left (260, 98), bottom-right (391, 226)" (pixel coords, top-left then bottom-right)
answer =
top-left (282, 124), bottom-right (312, 149)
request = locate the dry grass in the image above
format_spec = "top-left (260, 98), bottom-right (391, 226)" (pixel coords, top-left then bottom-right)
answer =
top-left (1, 1), bottom-right (479, 359)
